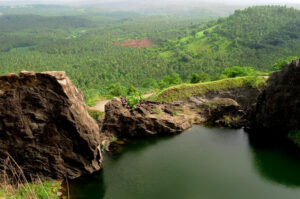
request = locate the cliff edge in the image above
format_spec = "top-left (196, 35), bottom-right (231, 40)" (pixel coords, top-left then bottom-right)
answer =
top-left (0, 71), bottom-right (102, 180)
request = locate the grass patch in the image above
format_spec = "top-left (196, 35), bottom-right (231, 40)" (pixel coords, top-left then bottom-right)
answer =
top-left (0, 181), bottom-right (61, 199)
top-left (88, 110), bottom-right (104, 121)
top-left (0, 154), bottom-right (63, 199)
top-left (154, 76), bottom-right (266, 103)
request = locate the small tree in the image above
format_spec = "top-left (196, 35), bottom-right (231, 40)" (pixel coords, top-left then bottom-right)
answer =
top-left (190, 73), bottom-right (200, 84)
top-left (190, 73), bottom-right (210, 84)
top-left (159, 73), bottom-right (182, 89)
top-left (127, 84), bottom-right (138, 95)
top-left (221, 66), bottom-right (254, 78)
top-left (105, 82), bottom-right (127, 97)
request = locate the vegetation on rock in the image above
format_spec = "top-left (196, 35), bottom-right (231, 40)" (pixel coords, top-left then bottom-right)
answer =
top-left (288, 130), bottom-right (300, 146)
top-left (154, 76), bottom-right (266, 102)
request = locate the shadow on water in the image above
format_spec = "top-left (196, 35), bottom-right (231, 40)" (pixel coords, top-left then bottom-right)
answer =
top-left (107, 134), bottom-right (177, 160)
top-left (68, 134), bottom-right (176, 199)
top-left (68, 171), bottom-right (106, 199)
top-left (248, 132), bottom-right (300, 187)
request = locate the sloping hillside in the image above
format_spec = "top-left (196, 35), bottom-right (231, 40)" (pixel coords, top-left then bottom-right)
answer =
top-left (159, 6), bottom-right (300, 78)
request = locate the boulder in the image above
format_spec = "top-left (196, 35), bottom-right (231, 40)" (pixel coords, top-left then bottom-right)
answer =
top-left (101, 97), bottom-right (192, 138)
top-left (185, 97), bottom-right (247, 128)
top-left (201, 98), bottom-right (247, 128)
top-left (0, 71), bottom-right (102, 180)
top-left (250, 59), bottom-right (300, 133)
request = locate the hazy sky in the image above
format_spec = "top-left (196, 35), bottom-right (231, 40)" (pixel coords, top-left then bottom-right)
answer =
top-left (0, 0), bottom-right (300, 4)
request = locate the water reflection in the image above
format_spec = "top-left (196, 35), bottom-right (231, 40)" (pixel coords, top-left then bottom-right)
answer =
top-left (68, 134), bottom-right (175, 199)
top-left (108, 134), bottom-right (176, 159)
top-left (68, 127), bottom-right (300, 199)
top-left (68, 171), bottom-right (106, 199)
top-left (249, 133), bottom-right (300, 187)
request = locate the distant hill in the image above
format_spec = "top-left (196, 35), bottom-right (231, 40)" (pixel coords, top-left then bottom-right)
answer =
top-left (0, 5), bottom-right (299, 102)
top-left (158, 6), bottom-right (300, 78)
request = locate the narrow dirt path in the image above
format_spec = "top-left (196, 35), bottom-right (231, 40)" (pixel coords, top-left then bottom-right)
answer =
top-left (88, 99), bottom-right (111, 112)
top-left (88, 92), bottom-right (155, 112)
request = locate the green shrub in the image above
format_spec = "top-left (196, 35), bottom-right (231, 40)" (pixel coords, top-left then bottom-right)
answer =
top-left (272, 56), bottom-right (299, 71)
top-left (158, 73), bottom-right (182, 89)
top-left (288, 130), bottom-right (300, 145)
top-left (190, 73), bottom-right (210, 84)
top-left (127, 85), bottom-right (138, 95)
top-left (112, 137), bottom-right (118, 142)
top-left (221, 66), bottom-right (254, 78)
top-left (127, 91), bottom-right (143, 109)
top-left (243, 76), bottom-right (267, 88)
top-left (105, 82), bottom-right (127, 97)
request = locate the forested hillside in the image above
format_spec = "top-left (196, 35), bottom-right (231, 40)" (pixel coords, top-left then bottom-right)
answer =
top-left (0, 5), bottom-right (299, 103)
top-left (160, 6), bottom-right (300, 78)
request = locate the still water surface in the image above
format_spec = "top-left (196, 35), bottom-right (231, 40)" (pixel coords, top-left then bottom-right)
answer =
top-left (69, 126), bottom-right (300, 199)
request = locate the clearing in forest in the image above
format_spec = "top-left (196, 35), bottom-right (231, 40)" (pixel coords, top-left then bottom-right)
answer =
top-left (112, 38), bottom-right (157, 49)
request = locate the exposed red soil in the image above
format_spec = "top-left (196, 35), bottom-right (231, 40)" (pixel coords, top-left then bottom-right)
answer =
top-left (112, 38), bottom-right (157, 49)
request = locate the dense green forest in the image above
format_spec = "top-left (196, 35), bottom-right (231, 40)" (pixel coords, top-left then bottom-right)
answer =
top-left (159, 6), bottom-right (300, 77)
top-left (0, 5), bottom-right (299, 104)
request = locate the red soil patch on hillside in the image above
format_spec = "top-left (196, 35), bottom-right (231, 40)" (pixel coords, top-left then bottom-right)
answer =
top-left (112, 38), bottom-right (157, 49)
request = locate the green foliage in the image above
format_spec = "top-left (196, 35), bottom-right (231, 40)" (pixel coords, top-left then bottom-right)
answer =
top-left (88, 110), bottom-right (104, 121)
top-left (142, 78), bottom-right (159, 89)
top-left (105, 82), bottom-right (128, 97)
top-left (112, 137), bottom-right (118, 142)
top-left (158, 5), bottom-right (300, 80)
top-left (127, 91), bottom-right (143, 109)
top-left (155, 76), bottom-right (266, 102)
top-left (127, 85), bottom-right (138, 96)
top-left (223, 115), bottom-right (231, 123)
top-left (272, 56), bottom-right (299, 71)
top-left (221, 66), bottom-right (255, 78)
top-left (0, 181), bottom-right (60, 199)
top-left (158, 73), bottom-right (183, 89)
top-left (0, 6), bottom-right (299, 104)
top-left (288, 130), bottom-right (300, 146)
top-left (190, 72), bottom-right (210, 83)
top-left (215, 6), bottom-right (300, 49)
top-left (243, 76), bottom-right (267, 88)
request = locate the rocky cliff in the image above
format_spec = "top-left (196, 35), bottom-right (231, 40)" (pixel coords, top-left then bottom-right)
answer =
top-left (250, 59), bottom-right (300, 134)
top-left (0, 71), bottom-right (102, 180)
top-left (101, 86), bottom-right (261, 147)
top-left (101, 97), bottom-right (192, 139)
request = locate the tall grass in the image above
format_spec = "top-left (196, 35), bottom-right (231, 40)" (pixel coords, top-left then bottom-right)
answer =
top-left (0, 153), bottom-right (63, 199)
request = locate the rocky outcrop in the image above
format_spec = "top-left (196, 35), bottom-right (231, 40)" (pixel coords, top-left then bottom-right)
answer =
top-left (101, 89), bottom-right (258, 145)
top-left (195, 98), bottom-right (248, 128)
top-left (0, 71), bottom-right (102, 180)
top-left (202, 87), bottom-right (262, 113)
top-left (250, 59), bottom-right (300, 134)
top-left (101, 97), bottom-right (192, 139)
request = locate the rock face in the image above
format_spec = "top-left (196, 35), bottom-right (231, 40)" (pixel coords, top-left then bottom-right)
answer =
top-left (250, 59), bottom-right (300, 133)
top-left (0, 71), bottom-right (102, 180)
top-left (101, 97), bottom-right (192, 138)
top-left (195, 97), bottom-right (248, 128)
top-left (203, 87), bottom-right (262, 113)
top-left (101, 87), bottom-right (260, 143)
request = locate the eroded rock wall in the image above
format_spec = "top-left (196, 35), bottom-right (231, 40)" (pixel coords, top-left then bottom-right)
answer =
top-left (0, 71), bottom-right (102, 180)
top-left (250, 59), bottom-right (300, 134)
